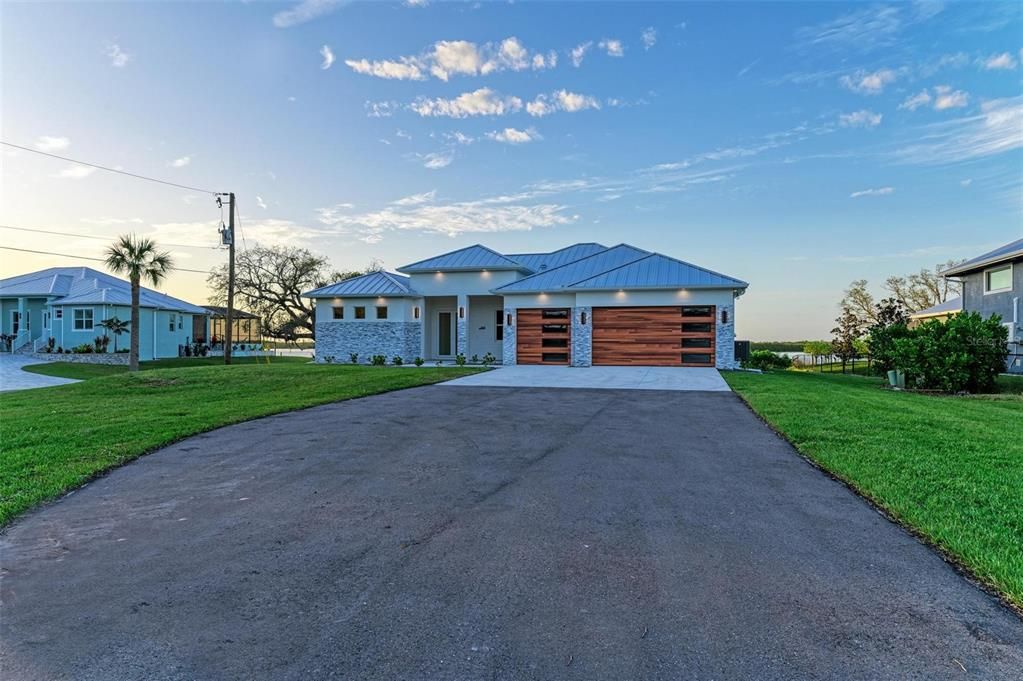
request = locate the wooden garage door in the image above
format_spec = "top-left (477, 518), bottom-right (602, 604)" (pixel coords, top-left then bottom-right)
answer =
top-left (592, 306), bottom-right (716, 366)
top-left (516, 308), bottom-right (571, 365)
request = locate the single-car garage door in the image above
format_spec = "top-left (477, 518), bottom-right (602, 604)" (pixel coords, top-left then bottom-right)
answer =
top-left (516, 308), bottom-right (571, 365)
top-left (592, 306), bottom-right (716, 366)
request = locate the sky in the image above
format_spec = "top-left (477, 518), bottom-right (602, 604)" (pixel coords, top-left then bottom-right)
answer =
top-left (1, 0), bottom-right (1021, 340)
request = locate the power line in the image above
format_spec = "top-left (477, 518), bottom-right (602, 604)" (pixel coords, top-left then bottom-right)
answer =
top-left (0, 245), bottom-right (212, 274)
top-left (0, 224), bottom-right (221, 250)
top-left (0, 141), bottom-right (221, 195)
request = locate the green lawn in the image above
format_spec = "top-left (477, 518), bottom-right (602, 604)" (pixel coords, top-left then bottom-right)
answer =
top-left (723, 370), bottom-right (1023, 609)
top-left (0, 363), bottom-right (479, 525)
top-left (22, 355), bottom-right (310, 380)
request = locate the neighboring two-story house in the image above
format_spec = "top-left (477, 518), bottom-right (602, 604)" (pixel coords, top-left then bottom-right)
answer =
top-left (942, 237), bottom-right (1023, 374)
top-left (304, 243), bottom-right (748, 369)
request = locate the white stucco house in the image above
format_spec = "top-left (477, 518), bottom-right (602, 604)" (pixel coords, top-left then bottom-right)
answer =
top-left (305, 243), bottom-right (748, 369)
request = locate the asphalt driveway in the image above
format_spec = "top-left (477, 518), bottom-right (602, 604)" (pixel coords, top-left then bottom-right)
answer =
top-left (2, 386), bottom-right (1021, 680)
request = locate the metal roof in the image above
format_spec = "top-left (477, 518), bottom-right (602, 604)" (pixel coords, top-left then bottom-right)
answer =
top-left (942, 238), bottom-right (1023, 277)
top-left (910, 297), bottom-right (962, 318)
top-left (202, 306), bottom-right (260, 319)
top-left (0, 266), bottom-right (206, 313)
top-left (566, 253), bottom-right (749, 290)
top-left (494, 244), bottom-right (650, 293)
top-left (508, 243), bottom-right (608, 272)
top-left (397, 244), bottom-right (528, 273)
top-left (303, 271), bottom-right (416, 297)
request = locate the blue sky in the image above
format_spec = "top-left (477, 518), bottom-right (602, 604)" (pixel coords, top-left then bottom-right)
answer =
top-left (2, 0), bottom-right (1021, 339)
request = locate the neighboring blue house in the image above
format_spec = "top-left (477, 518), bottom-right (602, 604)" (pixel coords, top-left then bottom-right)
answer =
top-left (942, 238), bottom-right (1023, 374)
top-left (304, 243), bottom-right (748, 369)
top-left (0, 267), bottom-right (206, 359)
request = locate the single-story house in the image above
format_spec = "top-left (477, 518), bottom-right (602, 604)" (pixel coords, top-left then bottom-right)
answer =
top-left (942, 237), bottom-right (1022, 374)
top-left (304, 243), bottom-right (748, 368)
top-left (0, 266), bottom-right (206, 359)
top-left (908, 297), bottom-right (961, 328)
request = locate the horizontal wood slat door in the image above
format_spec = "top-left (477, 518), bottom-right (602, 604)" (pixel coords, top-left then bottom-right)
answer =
top-left (592, 306), bottom-right (716, 366)
top-left (516, 308), bottom-right (571, 365)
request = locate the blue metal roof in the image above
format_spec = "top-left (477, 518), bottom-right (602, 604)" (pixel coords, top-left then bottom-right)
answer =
top-left (508, 243), bottom-right (607, 272)
top-left (397, 244), bottom-right (528, 273)
top-left (942, 238), bottom-right (1023, 276)
top-left (566, 253), bottom-right (749, 290)
top-left (910, 297), bottom-right (961, 317)
top-left (0, 266), bottom-right (206, 313)
top-left (304, 271), bottom-right (415, 297)
top-left (494, 244), bottom-right (650, 293)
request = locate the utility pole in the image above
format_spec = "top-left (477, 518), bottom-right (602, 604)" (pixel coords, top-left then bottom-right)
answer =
top-left (225, 192), bottom-right (236, 365)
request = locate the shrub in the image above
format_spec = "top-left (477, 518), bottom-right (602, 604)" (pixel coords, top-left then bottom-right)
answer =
top-left (349, 353), bottom-right (359, 364)
top-left (892, 312), bottom-right (1008, 392)
top-left (371, 354), bottom-right (386, 366)
top-left (482, 352), bottom-right (496, 366)
top-left (455, 353), bottom-right (466, 366)
top-left (414, 357), bottom-right (424, 366)
top-left (72, 344), bottom-right (94, 354)
top-left (743, 350), bottom-right (792, 371)
top-left (392, 355), bottom-right (404, 365)
top-left (470, 354), bottom-right (480, 364)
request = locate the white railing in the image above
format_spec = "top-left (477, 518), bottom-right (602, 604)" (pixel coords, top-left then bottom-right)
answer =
top-left (33, 334), bottom-right (52, 353)
top-left (8, 330), bottom-right (30, 353)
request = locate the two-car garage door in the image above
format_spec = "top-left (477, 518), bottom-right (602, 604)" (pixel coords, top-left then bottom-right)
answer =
top-left (592, 306), bottom-right (716, 367)
top-left (516, 305), bottom-right (717, 366)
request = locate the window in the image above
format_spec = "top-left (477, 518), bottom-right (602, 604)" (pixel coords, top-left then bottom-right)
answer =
top-left (332, 306), bottom-right (344, 320)
top-left (73, 308), bottom-right (94, 331)
top-left (682, 353), bottom-right (713, 365)
top-left (354, 306), bottom-right (366, 319)
top-left (985, 264), bottom-right (1012, 293)
top-left (178, 314), bottom-right (183, 330)
top-left (495, 309), bottom-right (504, 341)
top-left (376, 306), bottom-right (388, 319)
top-left (55, 308), bottom-right (63, 319)
top-left (681, 306), bottom-right (713, 317)
top-left (169, 314), bottom-right (175, 332)
top-left (43, 312), bottom-right (50, 328)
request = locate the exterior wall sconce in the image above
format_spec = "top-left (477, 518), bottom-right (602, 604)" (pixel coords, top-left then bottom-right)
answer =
top-left (458, 306), bottom-right (465, 319)
top-left (413, 306), bottom-right (420, 320)
top-left (580, 311), bottom-right (587, 325)
top-left (506, 313), bottom-right (513, 326)
top-left (721, 309), bottom-right (729, 325)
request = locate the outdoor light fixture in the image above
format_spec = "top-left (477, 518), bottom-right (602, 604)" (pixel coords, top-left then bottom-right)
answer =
top-left (413, 306), bottom-right (420, 319)
top-left (459, 306), bottom-right (465, 319)
top-left (721, 309), bottom-right (729, 324)
top-left (506, 313), bottom-right (513, 326)
top-left (580, 311), bottom-right (587, 325)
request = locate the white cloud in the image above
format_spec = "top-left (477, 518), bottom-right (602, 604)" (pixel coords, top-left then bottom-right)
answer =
top-left (893, 97), bottom-right (1023, 165)
top-left (960, 178), bottom-right (972, 187)
top-left (273, 0), bottom-right (347, 28)
top-left (570, 41), bottom-right (592, 67)
top-left (532, 51), bottom-right (557, 69)
top-left (933, 85), bottom-right (969, 110)
top-left (641, 27), bottom-right (657, 50)
top-left (395, 129), bottom-right (412, 140)
top-left (347, 37), bottom-right (559, 82)
top-left (839, 68), bottom-right (898, 95)
top-left (365, 100), bottom-right (398, 117)
top-left (35, 136), bottom-right (70, 152)
top-left (430, 40), bottom-right (482, 79)
top-left (794, 3), bottom-right (940, 52)
top-left (850, 187), bottom-right (894, 198)
top-left (838, 109), bottom-right (882, 128)
top-left (169, 156), bottom-right (191, 168)
top-left (898, 89), bottom-right (932, 111)
top-left (980, 52), bottom-right (1017, 70)
top-left (256, 196), bottom-right (268, 210)
top-left (105, 43), bottom-right (130, 68)
top-left (320, 45), bottom-right (335, 70)
top-left (404, 0), bottom-right (428, 6)
top-left (411, 88), bottom-right (523, 118)
top-left (392, 190), bottom-right (436, 206)
top-left (444, 131), bottom-right (476, 145)
top-left (420, 151), bottom-right (454, 169)
top-left (54, 165), bottom-right (96, 179)
top-left (598, 39), bottom-right (624, 57)
top-left (486, 127), bottom-right (542, 144)
top-left (345, 57), bottom-right (424, 80)
top-left (527, 90), bottom-right (601, 117)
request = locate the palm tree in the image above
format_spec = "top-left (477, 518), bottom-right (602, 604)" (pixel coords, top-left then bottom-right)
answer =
top-left (98, 316), bottom-right (131, 353)
top-left (104, 235), bottom-right (174, 371)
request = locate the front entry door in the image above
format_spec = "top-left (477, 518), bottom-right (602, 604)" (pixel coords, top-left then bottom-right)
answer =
top-left (10, 311), bottom-right (20, 335)
top-left (437, 311), bottom-right (454, 357)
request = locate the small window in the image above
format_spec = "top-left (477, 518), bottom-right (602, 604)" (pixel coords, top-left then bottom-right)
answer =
top-left (354, 306), bottom-right (366, 319)
top-left (541, 309), bottom-right (569, 319)
top-left (495, 309), bottom-right (504, 341)
top-left (169, 314), bottom-right (175, 332)
top-left (682, 322), bottom-right (712, 333)
top-left (682, 338), bottom-right (712, 348)
top-left (985, 265), bottom-right (1012, 293)
top-left (73, 308), bottom-right (94, 331)
top-left (55, 308), bottom-right (63, 320)
top-left (682, 353), bottom-right (713, 365)
top-left (542, 338), bottom-right (568, 348)
top-left (332, 306), bottom-right (344, 320)
top-left (682, 306), bottom-right (713, 317)
top-left (376, 306), bottom-right (388, 319)
top-left (542, 324), bottom-right (569, 333)
top-left (178, 314), bottom-right (183, 330)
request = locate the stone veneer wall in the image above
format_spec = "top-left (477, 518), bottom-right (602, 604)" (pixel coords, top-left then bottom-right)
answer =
top-left (315, 321), bottom-right (421, 364)
top-left (502, 307), bottom-right (517, 365)
top-left (571, 306), bottom-right (592, 367)
top-left (29, 352), bottom-right (129, 365)
top-left (456, 316), bottom-right (468, 359)
top-left (715, 302), bottom-right (737, 369)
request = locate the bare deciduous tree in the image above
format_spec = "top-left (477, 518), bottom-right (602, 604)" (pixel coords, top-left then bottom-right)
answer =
top-left (840, 279), bottom-right (877, 326)
top-left (883, 260), bottom-right (964, 312)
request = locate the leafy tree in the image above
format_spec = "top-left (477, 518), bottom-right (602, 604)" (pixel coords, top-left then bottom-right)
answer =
top-left (883, 260), bottom-right (964, 312)
top-left (802, 340), bottom-right (832, 369)
top-left (104, 235), bottom-right (174, 371)
top-left (207, 245), bottom-right (374, 341)
top-left (866, 298), bottom-right (911, 374)
top-left (830, 307), bottom-right (864, 373)
top-left (97, 316), bottom-right (130, 352)
top-left (839, 279), bottom-right (876, 327)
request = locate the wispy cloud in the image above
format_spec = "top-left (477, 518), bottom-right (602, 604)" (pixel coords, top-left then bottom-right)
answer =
top-left (392, 190), bottom-right (435, 206)
top-left (794, 2), bottom-right (940, 52)
top-left (839, 67), bottom-right (899, 95)
top-left (598, 39), bottom-right (624, 57)
top-left (365, 100), bottom-right (398, 117)
top-left (839, 110), bottom-right (882, 128)
top-left (256, 196), bottom-right (268, 210)
top-left (273, 0), bottom-right (348, 28)
top-left (345, 37), bottom-right (557, 82)
top-left (979, 52), bottom-right (1017, 70)
top-left (641, 27), bottom-right (657, 50)
top-left (411, 88), bottom-right (523, 117)
top-left (850, 187), bottom-right (894, 198)
top-left (419, 151), bottom-right (454, 169)
top-left (169, 156), bottom-right (191, 168)
top-left (54, 165), bottom-right (96, 179)
top-left (892, 97), bottom-right (1023, 164)
top-left (444, 131), bottom-right (475, 145)
top-left (898, 89), bottom-right (932, 111)
top-left (526, 90), bottom-right (601, 117)
top-left (933, 85), bottom-right (969, 110)
top-left (320, 45), bottom-right (335, 70)
top-left (570, 41), bottom-right (592, 67)
top-left (35, 136), bottom-right (70, 152)
top-left (486, 127), bottom-right (542, 144)
top-left (105, 43), bottom-right (130, 68)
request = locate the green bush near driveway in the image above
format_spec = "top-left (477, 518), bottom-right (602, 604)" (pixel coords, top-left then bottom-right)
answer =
top-left (724, 370), bottom-right (1023, 610)
top-left (0, 363), bottom-right (479, 525)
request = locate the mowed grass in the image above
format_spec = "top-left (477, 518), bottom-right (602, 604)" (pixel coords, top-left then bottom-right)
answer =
top-left (22, 355), bottom-right (310, 380)
top-left (723, 370), bottom-right (1023, 609)
top-left (0, 363), bottom-right (479, 525)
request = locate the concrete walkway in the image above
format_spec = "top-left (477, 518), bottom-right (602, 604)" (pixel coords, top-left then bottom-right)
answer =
top-left (0, 354), bottom-right (78, 392)
top-left (441, 364), bottom-right (731, 391)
